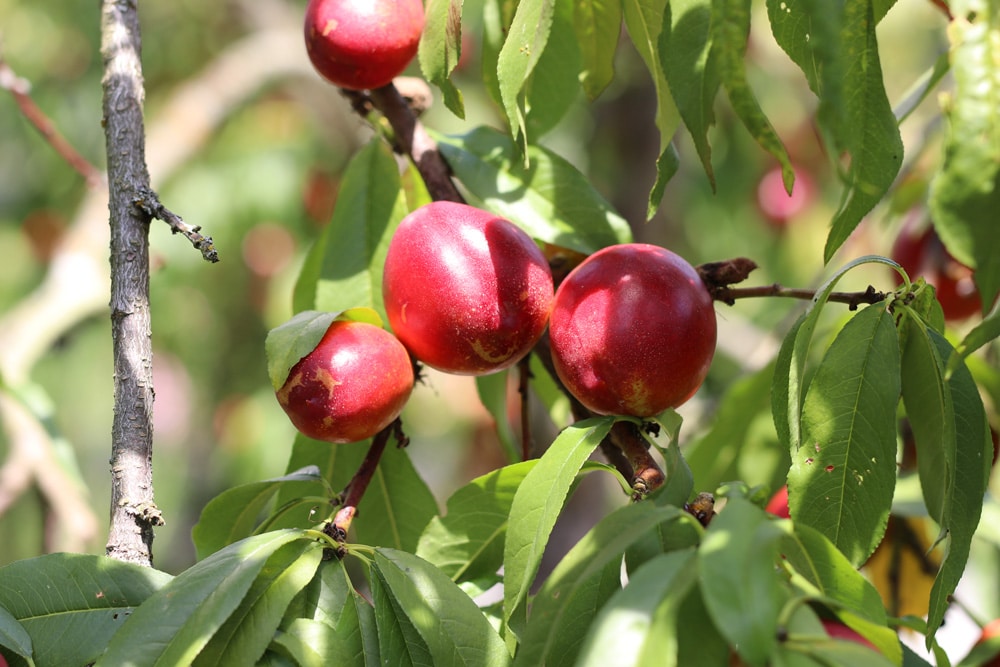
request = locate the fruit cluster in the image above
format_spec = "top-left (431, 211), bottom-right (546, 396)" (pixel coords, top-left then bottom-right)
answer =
top-left (275, 201), bottom-right (718, 443)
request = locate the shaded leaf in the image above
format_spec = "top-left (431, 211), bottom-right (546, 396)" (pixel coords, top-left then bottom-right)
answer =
top-left (371, 570), bottom-right (433, 667)
top-left (789, 305), bottom-right (900, 566)
top-left (97, 530), bottom-right (310, 666)
top-left (192, 466), bottom-right (326, 560)
top-left (525, 0), bottom-right (582, 138)
top-left (374, 549), bottom-right (510, 666)
top-left (576, 550), bottom-right (697, 667)
top-left (514, 503), bottom-right (689, 666)
top-left (574, 0), bottom-right (623, 100)
top-left (502, 417), bottom-right (615, 635)
top-left (929, 0), bottom-right (1000, 309)
top-left (823, 1), bottom-right (903, 261)
top-left (292, 138), bottom-right (408, 321)
top-left (193, 541), bottom-right (323, 666)
top-left (436, 127), bottom-right (632, 253)
top-left (0, 554), bottom-right (170, 667)
top-left (419, 0), bottom-right (466, 117)
top-left (416, 460), bottom-right (536, 583)
top-left (0, 604), bottom-right (32, 664)
top-left (699, 497), bottom-right (785, 666)
top-left (475, 370), bottom-right (520, 463)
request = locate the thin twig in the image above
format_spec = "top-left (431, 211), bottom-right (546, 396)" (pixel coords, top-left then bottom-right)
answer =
top-left (327, 419), bottom-right (404, 543)
top-left (0, 55), bottom-right (103, 189)
top-left (715, 283), bottom-right (888, 310)
top-left (134, 187), bottom-right (219, 262)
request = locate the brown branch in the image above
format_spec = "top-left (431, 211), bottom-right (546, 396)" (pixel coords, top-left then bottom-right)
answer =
top-left (610, 422), bottom-right (665, 501)
top-left (517, 356), bottom-right (532, 461)
top-left (326, 420), bottom-right (403, 545)
top-left (101, 0), bottom-right (162, 567)
top-left (715, 283), bottom-right (888, 310)
top-left (367, 82), bottom-right (465, 203)
top-left (134, 187), bottom-right (219, 262)
top-left (0, 54), bottom-right (103, 189)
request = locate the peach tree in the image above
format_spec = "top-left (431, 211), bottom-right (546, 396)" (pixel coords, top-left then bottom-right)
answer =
top-left (1, 0), bottom-right (999, 665)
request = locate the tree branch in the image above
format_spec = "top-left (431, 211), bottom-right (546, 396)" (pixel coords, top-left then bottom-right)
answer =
top-left (134, 187), bottom-right (219, 262)
top-left (101, 0), bottom-right (162, 567)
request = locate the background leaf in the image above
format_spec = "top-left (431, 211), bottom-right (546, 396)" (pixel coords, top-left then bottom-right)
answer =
top-left (436, 127), bottom-right (632, 253)
top-left (192, 466), bottom-right (326, 560)
top-left (502, 417), bottom-right (614, 635)
top-left (292, 138), bottom-right (409, 321)
top-left (524, 0), bottom-right (582, 138)
top-left (0, 554), bottom-right (171, 667)
top-left (496, 0), bottom-right (556, 147)
top-left (416, 460), bottom-right (536, 583)
top-left (789, 305), bottom-right (900, 566)
top-left (574, 0), bottom-right (622, 100)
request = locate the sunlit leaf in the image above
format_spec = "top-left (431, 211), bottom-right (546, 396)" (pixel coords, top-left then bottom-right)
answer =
top-left (525, 0), bottom-right (582, 138)
top-left (374, 549), bottom-right (510, 666)
top-left (789, 305), bottom-right (900, 566)
top-left (436, 127), bottom-right (632, 252)
top-left (503, 417), bottom-right (615, 635)
top-left (292, 138), bottom-right (408, 321)
top-left (0, 554), bottom-right (171, 667)
top-left (497, 0), bottom-right (556, 148)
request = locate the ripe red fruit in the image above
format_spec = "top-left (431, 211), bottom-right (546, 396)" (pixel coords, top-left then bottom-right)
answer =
top-left (765, 486), bottom-right (791, 518)
top-left (383, 202), bottom-right (554, 376)
top-left (276, 320), bottom-right (413, 443)
top-left (304, 0), bottom-right (424, 91)
top-left (821, 620), bottom-right (879, 652)
top-left (548, 244), bottom-right (717, 417)
top-left (891, 216), bottom-right (981, 321)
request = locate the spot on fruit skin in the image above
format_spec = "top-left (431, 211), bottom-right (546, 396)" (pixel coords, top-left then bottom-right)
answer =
top-left (322, 19), bottom-right (339, 36)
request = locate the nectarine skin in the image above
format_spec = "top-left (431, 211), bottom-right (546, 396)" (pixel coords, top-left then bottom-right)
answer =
top-left (276, 320), bottom-right (413, 443)
top-left (549, 244), bottom-right (717, 417)
top-left (304, 0), bottom-right (424, 90)
top-left (383, 202), bottom-right (554, 376)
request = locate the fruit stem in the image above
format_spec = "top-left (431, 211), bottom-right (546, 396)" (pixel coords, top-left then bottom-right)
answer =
top-left (518, 356), bottom-right (532, 460)
top-left (610, 421), bottom-right (665, 500)
top-left (329, 419), bottom-right (402, 540)
top-left (367, 83), bottom-right (465, 204)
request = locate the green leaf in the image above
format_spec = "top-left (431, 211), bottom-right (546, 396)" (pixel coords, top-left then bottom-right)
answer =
top-left (574, 0), bottom-right (622, 100)
top-left (675, 583), bottom-right (731, 667)
top-left (497, 0), bottom-right (556, 147)
top-left (292, 138), bottom-right (408, 320)
top-left (502, 417), bottom-right (615, 635)
top-left (899, 317), bottom-right (955, 524)
top-left (192, 466), bottom-right (327, 560)
top-left (624, 0), bottom-right (684, 214)
top-left (277, 434), bottom-right (438, 552)
top-left (823, 0), bottom-right (903, 262)
top-left (418, 0), bottom-right (466, 118)
top-left (97, 530), bottom-right (310, 666)
top-left (435, 127), bottom-right (632, 253)
top-left (575, 550), bottom-right (698, 667)
top-left (272, 618), bottom-right (353, 667)
top-left (926, 331), bottom-right (991, 640)
top-left (475, 371), bottom-right (520, 464)
top-left (772, 255), bottom-right (901, 453)
top-left (657, 0), bottom-right (718, 190)
top-left (0, 554), bottom-right (169, 667)
top-left (513, 503), bottom-right (689, 667)
top-left (789, 305), bottom-right (900, 566)
top-left (524, 0), bottom-right (582, 138)
top-left (712, 0), bottom-right (793, 191)
top-left (265, 311), bottom-right (337, 391)
top-left (374, 549), bottom-right (510, 667)
top-left (929, 0), bottom-right (1000, 309)
top-left (371, 569), bottom-right (433, 667)
top-left (0, 604), bottom-right (32, 665)
top-left (193, 542), bottom-right (323, 666)
top-left (416, 460), bottom-right (536, 583)
top-left (765, 0), bottom-right (844, 150)
top-left (699, 496), bottom-right (785, 667)
top-left (951, 306), bottom-right (1000, 370)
